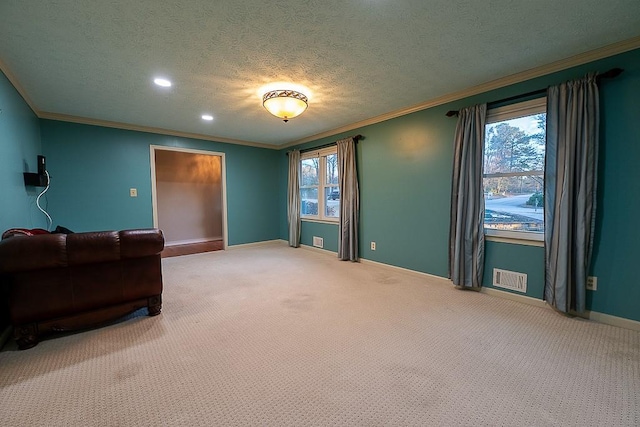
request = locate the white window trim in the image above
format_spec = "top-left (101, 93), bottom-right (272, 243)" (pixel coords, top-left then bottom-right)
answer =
top-left (301, 217), bottom-right (340, 225)
top-left (484, 97), bottom-right (546, 243)
top-left (486, 97), bottom-right (546, 124)
top-left (485, 230), bottom-right (544, 246)
top-left (300, 146), bottom-right (339, 223)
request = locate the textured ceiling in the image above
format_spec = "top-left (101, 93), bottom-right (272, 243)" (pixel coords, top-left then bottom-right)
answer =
top-left (1, 1), bottom-right (640, 147)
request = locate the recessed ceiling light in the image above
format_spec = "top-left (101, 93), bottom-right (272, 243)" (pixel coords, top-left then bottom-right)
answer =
top-left (153, 78), bottom-right (172, 87)
top-left (201, 114), bottom-right (214, 121)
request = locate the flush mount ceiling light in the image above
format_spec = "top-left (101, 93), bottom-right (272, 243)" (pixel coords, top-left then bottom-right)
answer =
top-left (153, 77), bottom-right (172, 87)
top-left (262, 90), bottom-right (308, 122)
top-left (201, 114), bottom-right (214, 121)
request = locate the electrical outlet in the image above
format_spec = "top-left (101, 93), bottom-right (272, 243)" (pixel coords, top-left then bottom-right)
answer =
top-left (130, 188), bottom-right (138, 197)
top-left (587, 276), bottom-right (597, 291)
top-left (370, 241), bottom-right (376, 251)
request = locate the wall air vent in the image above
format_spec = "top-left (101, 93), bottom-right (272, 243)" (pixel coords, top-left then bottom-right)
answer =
top-left (312, 236), bottom-right (324, 248)
top-left (493, 268), bottom-right (527, 293)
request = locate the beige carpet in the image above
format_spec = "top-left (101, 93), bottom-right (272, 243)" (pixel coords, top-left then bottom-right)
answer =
top-left (1, 242), bottom-right (638, 426)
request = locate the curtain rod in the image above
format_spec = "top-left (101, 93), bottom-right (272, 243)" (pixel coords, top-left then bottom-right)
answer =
top-left (286, 135), bottom-right (363, 156)
top-left (445, 67), bottom-right (624, 117)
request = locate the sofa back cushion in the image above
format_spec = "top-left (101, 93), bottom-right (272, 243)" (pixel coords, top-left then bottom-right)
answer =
top-left (0, 234), bottom-right (67, 273)
top-left (0, 229), bottom-right (164, 273)
top-left (67, 231), bottom-right (120, 265)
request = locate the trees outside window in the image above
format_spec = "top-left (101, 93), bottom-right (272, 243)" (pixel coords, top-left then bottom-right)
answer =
top-left (483, 98), bottom-right (546, 239)
top-left (300, 148), bottom-right (339, 221)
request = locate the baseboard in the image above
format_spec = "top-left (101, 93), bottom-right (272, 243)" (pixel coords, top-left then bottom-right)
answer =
top-left (479, 287), bottom-right (550, 309)
top-left (227, 239), bottom-right (286, 250)
top-left (359, 257), bottom-right (451, 284)
top-left (577, 310), bottom-right (640, 332)
top-left (480, 287), bottom-right (640, 332)
top-left (165, 237), bottom-right (223, 247)
top-left (299, 243), bottom-right (338, 257)
top-left (250, 243), bottom-right (640, 331)
top-left (357, 257), bottom-right (640, 332)
top-left (296, 247), bottom-right (450, 287)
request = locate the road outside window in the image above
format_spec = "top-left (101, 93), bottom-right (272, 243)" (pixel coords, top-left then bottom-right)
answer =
top-left (484, 98), bottom-right (546, 240)
top-left (300, 148), bottom-right (339, 222)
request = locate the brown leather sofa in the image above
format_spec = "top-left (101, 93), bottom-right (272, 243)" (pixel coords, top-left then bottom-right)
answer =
top-left (0, 229), bottom-right (164, 350)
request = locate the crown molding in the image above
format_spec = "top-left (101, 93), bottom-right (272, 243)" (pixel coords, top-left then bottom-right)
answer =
top-left (38, 112), bottom-right (275, 149)
top-left (1, 59), bottom-right (276, 150)
top-left (281, 36), bottom-right (640, 149)
top-left (4, 36), bottom-right (640, 151)
top-left (0, 58), bottom-right (39, 116)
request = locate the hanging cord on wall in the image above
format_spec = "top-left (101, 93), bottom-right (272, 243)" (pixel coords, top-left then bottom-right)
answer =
top-left (36, 170), bottom-right (53, 231)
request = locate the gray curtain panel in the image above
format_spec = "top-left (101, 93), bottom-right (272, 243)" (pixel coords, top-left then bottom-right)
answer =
top-left (449, 104), bottom-right (487, 289)
top-left (544, 74), bottom-right (599, 313)
top-left (287, 149), bottom-right (301, 247)
top-left (337, 137), bottom-right (359, 261)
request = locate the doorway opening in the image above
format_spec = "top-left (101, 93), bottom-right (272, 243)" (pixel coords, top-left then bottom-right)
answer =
top-left (150, 146), bottom-right (227, 257)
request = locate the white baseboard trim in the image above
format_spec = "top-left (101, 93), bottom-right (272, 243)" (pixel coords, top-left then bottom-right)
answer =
top-left (356, 257), bottom-right (640, 332)
top-left (227, 239), bottom-right (286, 250)
top-left (243, 242), bottom-right (640, 331)
top-left (359, 257), bottom-right (451, 284)
top-left (299, 243), bottom-right (339, 257)
top-left (480, 287), bottom-right (550, 309)
top-left (480, 287), bottom-right (640, 332)
top-left (577, 310), bottom-right (640, 332)
top-left (296, 246), bottom-right (451, 287)
top-left (165, 236), bottom-right (223, 246)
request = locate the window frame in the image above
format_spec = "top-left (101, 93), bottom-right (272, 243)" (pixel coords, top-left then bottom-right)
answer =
top-left (484, 97), bottom-right (547, 244)
top-left (300, 146), bottom-right (340, 223)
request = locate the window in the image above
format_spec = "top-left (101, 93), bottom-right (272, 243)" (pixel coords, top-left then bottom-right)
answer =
top-left (300, 147), bottom-right (339, 221)
top-left (484, 98), bottom-right (546, 241)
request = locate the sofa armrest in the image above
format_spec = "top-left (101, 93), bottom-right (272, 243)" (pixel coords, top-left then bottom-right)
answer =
top-left (120, 229), bottom-right (164, 258)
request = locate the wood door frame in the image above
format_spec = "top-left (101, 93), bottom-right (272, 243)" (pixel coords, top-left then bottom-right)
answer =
top-left (150, 145), bottom-right (228, 250)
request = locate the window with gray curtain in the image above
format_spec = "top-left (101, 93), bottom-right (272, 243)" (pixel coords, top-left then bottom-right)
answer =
top-left (483, 98), bottom-right (547, 242)
top-left (337, 137), bottom-right (359, 261)
top-left (287, 149), bottom-right (301, 247)
top-left (300, 148), bottom-right (340, 222)
top-left (544, 74), bottom-right (599, 313)
top-left (449, 104), bottom-right (487, 288)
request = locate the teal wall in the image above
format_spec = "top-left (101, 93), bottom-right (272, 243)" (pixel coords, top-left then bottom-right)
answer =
top-left (589, 55), bottom-right (640, 321)
top-left (41, 120), bottom-right (281, 245)
top-left (280, 48), bottom-right (640, 322)
top-left (0, 70), bottom-right (44, 232)
top-left (483, 241), bottom-right (545, 299)
top-left (3, 46), bottom-right (639, 322)
top-left (300, 221), bottom-right (339, 250)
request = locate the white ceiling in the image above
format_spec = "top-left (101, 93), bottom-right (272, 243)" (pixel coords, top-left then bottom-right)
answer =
top-left (1, 1), bottom-right (640, 147)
